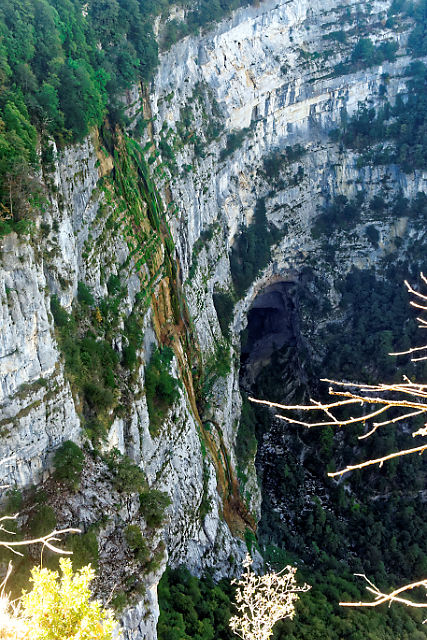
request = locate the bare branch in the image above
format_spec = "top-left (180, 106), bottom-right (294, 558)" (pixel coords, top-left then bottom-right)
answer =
top-left (340, 575), bottom-right (427, 609)
top-left (327, 444), bottom-right (427, 478)
top-left (0, 528), bottom-right (81, 556)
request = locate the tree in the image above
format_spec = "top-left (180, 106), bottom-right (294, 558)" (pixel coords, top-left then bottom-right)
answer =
top-left (21, 559), bottom-right (118, 639)
top-left (250, 275), bottom-right (427, 613)
top-left (0, 458), bottom-right (120, 638)
top-left (229, 555), bottom-right (310, 640)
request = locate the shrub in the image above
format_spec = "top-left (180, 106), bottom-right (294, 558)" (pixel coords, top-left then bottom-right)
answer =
top-left (125, 524), bottom-right (150, 563)
top-left (21, 558), bottom-right (118, 639)
top-left (366, 224), bottom-right (380, 247)
top-left (106, 273), bottom-right (122, 295)
top-left (83, 381), bottom-right (115, 410)
top-left (230, 198), bottom-right (282, 298)
top-left (50, 295), bottom-right (70, 327)
top-left (139, 489), bottom-right (171, 528)
top-left (28, 503), bottom-right (56, 538)
top-left (312, 195), bottom-right (360, 238)
top-left (145, 347), bottom-right (180, 436)
top-left (111, 591), bottom-right (128, 612)
top-left (53, 440), bottom-right (84, 490)
top-left (77, 282), bottom-right (95, 306)
top-left (70, 528), bottom-right (99, 570)
top-left (213, 291), bottom-right (235, 338)
top-left (220, 127), bottom-right (251, 161)
top-left (106, 450), bottom-right (147, 494)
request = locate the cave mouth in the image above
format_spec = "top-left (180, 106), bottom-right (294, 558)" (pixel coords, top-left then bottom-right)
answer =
top-left (240, 281), bottom-right (299, 388)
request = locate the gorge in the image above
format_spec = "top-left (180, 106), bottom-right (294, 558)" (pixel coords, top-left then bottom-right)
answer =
top-left (1, 0), bottom-right (427, 638)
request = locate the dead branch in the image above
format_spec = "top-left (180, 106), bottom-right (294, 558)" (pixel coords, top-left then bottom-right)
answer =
top-left (340, 575), bottom-right (427, 609)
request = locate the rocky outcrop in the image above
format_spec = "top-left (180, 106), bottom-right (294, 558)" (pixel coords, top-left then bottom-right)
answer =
top-left (0, 0), bottom-right (425, 638)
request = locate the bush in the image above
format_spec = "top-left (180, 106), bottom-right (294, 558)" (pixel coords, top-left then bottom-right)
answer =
top-left (139, 489), bottom-right (171, 528)
top-left (145, 347), bottom-right (180, 436)
top-left (106, 450), bottom-right (147, 494)
top-left (219, 127), bottom-right (251, 161)
top-left (21, 558), bottom-right (117, 639)
top-left (106, 274), bottom-right (122, 295)
top-left (213, 291), bottom-right (235, 338)
top-left (312, 195), bottom-right (360, 237)
top-left (77, 282), bottom-right (95, 306)
top-left (124, 524), bottom-right (150, 563)
top-left (70, 528), bottom-right (99, 569)
top-left (83, 381), bottom-right (115, 410)
top-left (366, 224), bottom-right (380, 247)
top-left (50, 295), bottom-right (70, 327)
top-left (28, 503), bottom-right (56, 538)
top-left (53, 440), bottom-right (84, 490)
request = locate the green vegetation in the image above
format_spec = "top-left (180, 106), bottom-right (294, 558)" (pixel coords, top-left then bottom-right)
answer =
top-left (235, 394), bottom-right (257, 472)
top-left (28, 500), bottom-right (56, 539)
top-left (139, 489), bottom-right (171, 528)
top-left (69, 527), bottom-right (99, 570)
top-left (331, 35), bottom-right (398, 78)
top-left (365, 223), bottom-right (380, 247)
top-left (351, 37), bottom-right (398, 67)
top-left (77, 281), bottom-right (95, 306)
top-left (219, 127), bottom-right (252, 161)
top-left (21, 559), bottom-right (118, 640)
top-left (105, 449), bottom-right (147, 494)
top-left (125, 524), bottom-right (150, 563)
top-left (51, 293), bottom-right (120, 441)
top-left (0, 0), bottom-right (255, 235)
top-left (50, 274), bottom-right (147, 445)
top-left (157, 557), bottom-right (426, 640)
top-left (406, 0), bottom-right (427, 55)
top-left (157, 566), bottom-right (235, 640)
top-left (263, 144), bottom-right (306, 186)
top-left (331, 60), bottom-right (427, 172)
top-left (318, 267), bottom-right (422, 383)
top-left (53, 440), bottom-right (84, 491)
top-left (312, 194), bottom-right (362, 237)
top-left (230, 198), bottom-right (282, 298)
top-left (160, 0), bottom-right (258, 50)
top-left (188, 224), bottom-right (218, 282)
top-left (212, 291), bottom-right (234, 338)
top-left (198, 340), bottom-right (232, 407)
top-left (322, 29), bottom-right (347, 44)
top-left (145, 346), bottom-right (180, 436)
top-left (244, 263), bottom-right (427, 636)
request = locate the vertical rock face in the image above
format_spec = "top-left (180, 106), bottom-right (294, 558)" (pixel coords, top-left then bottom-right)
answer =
top-left (0, 0), bottom-right (425, 637)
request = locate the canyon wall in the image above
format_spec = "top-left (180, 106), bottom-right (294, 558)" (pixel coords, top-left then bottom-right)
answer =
top-left (0, 0), bottom-right (424, 637)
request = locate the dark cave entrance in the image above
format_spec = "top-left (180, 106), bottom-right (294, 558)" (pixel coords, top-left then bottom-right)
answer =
top-left (239, 279), bottom-right (305, 394)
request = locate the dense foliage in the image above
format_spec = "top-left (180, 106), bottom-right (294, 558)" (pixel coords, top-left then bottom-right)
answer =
top-left (248, 265), bottom-right (427, 639)
top-left (21, 558), bottom-right (118, 639)
top-left (51, 293), bottom-right (121, 441)
top-left (0, 0), bottom-right (257, 231)
top-left (318, 266), bottom-right (424, 382)
top-left (157, 566), bottom-right (235, 640)
top-left (139, 488), bottom-right (171, 528)
top-left (157, 555), bottom-right (426, 640)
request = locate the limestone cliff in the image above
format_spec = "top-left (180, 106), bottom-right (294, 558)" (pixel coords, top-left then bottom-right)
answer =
top-left (0, 0), bottom-right (424, 638)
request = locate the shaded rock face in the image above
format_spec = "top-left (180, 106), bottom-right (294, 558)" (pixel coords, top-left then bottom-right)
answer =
top-left (241, 281), bottom-right (299, 385)
top-left (0, 0), bottom-right (425, 638)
